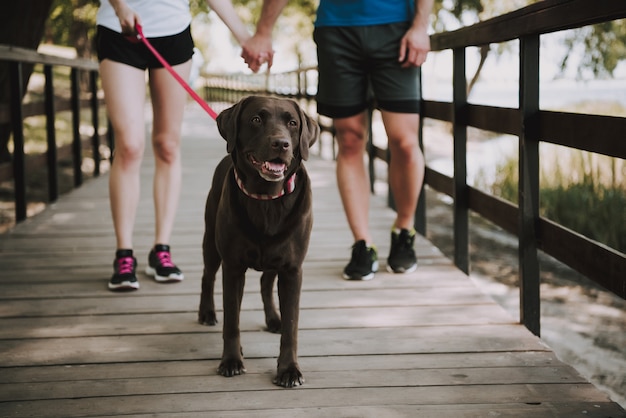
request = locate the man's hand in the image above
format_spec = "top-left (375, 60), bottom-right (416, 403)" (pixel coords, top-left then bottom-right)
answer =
top-left (241, 33), bottom-right (274, 73)
top-left (398, 25), bottom-right (430, 68)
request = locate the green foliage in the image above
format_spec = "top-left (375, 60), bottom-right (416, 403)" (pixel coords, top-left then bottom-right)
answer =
top-left (541, 181), bottom-right (626, 253)
top-left (489, 156), bottom-right (518, 203)
top-left (488, 149), bottom-right (626, 253)
top-left (46, 0), bottom-right (98, 47)
top-left (560, 19), bottom-right (626, 79)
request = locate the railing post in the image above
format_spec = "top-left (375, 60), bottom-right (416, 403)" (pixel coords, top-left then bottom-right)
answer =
top-left (415, 70), bottom-right (426, 236)
top-left (367, 105), bottom-right (377, 195)
top-left (70, 68), bottom-right (82, 187)
top-left (107, 119), bottom-right (115, 158)
top-left (44, 64), bottom-right (59, 202)
top-left (9, 62), bottom-right (26, 222)
top-left (90, 70), bottom-right (100, 177)
top-left (452, 47), bottom-right (469, 274)
top-left (519, 34), bottom-right (541, 336)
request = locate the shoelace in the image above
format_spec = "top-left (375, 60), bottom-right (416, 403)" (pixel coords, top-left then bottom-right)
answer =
top-left (351, 242), bottom-right (372, 265)
top-left (156, 251), bottom-right (175, 268)
top-left (400, 234), bottom-right (414, 248)
top-left (116, 256), bottom-right (135, 275)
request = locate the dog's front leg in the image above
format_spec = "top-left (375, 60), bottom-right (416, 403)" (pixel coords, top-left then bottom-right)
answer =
top-left (273, 267), bottom-right (304, 388)
top-left (198, 198), bottom-right (220, 326)
top-left (218, 264), bottom-right (247, 377)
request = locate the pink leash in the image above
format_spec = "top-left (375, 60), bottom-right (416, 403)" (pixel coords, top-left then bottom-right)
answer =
top-left (135, 23), bottom-right (219, 120)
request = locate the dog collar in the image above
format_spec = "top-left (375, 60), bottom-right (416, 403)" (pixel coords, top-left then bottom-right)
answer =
top-left (234, 169), bottom-right (296, 200)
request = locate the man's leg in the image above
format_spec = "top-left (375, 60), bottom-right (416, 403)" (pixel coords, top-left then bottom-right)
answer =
top-left (335, 113), bottom-right (379, 280)
top-left (335, 112), bottom-right (371, 243)
top-left (381, 111), bottom-right (424, 230)
top-left (381, 111), bottom-right (425, 273)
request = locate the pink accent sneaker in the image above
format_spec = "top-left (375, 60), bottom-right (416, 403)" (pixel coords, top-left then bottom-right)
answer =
top-left (109, 249), bottom-right (139, 291)
top-left (146, 244), bottom-right (184, 283)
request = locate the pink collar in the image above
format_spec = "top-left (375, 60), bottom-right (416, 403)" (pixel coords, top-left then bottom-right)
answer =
top-left (234, 169), bottom-right (296, 200)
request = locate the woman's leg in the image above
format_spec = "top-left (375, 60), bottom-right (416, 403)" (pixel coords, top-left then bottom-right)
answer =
top-left (147, 60), bottom-right (192, 247)
top-left (100, 59), bottom-right (147, 251)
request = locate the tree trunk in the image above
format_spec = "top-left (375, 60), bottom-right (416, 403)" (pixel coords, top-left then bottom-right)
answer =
top-left (0, 0), bottom-right (54, 162)
top-left (467, 44), bottom-right (490, 97)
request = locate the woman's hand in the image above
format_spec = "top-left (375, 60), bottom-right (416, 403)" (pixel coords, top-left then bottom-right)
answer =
top-left (110, 0), bottom-right (141, 37)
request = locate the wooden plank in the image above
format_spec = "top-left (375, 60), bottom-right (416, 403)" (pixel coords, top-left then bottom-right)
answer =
top-left (541, 110), bottom-right (626, 159)
top-left (0, 366), bottom-right (588, 402)
top-left (0, 325), bottom-right (548, 367)
top-left (0, 304), bottom-right (513, 339)
top-left (76, 403), bottom-right (626, 418)
top-left (0, 352), bottom-right (564, 383)
top-left (0, 385), bottom-right (616, 418)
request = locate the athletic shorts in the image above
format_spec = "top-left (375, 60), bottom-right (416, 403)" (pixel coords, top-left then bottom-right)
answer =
top-left (313, 22), bottom-right (421, 118)
top-left (96, 25), bottom-right (194, 70)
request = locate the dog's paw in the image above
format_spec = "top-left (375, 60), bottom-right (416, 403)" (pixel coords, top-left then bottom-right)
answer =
top-left (218, 358), bottom-right (246, 377)
top-left (198, 310), bottom-right (218, 326)
top-left (265, 316), bottom-right (281, 334)
top-left (273, 364), bottom-right (304, 388)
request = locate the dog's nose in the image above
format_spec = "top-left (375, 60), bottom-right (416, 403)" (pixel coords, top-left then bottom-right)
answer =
top-left (271, 138), bottom-right (291, 152)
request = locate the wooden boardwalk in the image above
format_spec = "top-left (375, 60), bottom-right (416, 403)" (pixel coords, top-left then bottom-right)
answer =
top-left (0, 106), bottom-right (624, 417)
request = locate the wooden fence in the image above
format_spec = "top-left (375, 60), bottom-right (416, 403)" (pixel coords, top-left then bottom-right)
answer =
top-left (0, 44), bottom-right (109, 223)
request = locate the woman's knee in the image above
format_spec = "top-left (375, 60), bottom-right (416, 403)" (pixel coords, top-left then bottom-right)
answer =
top-left (113, 137), bottom-right (145, 165)
top-left (152, 134), bottom-right (181, 164)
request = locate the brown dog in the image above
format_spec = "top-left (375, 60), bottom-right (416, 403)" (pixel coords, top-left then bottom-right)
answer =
top-left (198, 96), bottom-right (319, 387)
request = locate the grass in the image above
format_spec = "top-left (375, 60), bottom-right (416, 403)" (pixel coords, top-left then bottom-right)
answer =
top-left (487, 148), bottom-right (625, 254)
top-left (472, 100), bottom-right (626, 254)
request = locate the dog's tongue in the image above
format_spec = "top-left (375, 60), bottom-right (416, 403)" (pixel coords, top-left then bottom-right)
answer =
top-left (263, 161), bottom-right (286, 174)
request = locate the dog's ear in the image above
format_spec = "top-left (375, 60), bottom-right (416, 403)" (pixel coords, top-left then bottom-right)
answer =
top-left (297, 106), bottom-right (320, 161)
top-left (217, 97), bottom-right (251, 153)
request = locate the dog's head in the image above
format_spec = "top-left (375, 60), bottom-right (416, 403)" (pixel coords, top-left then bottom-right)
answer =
top-left (216, 96), bottom-right (319, 183)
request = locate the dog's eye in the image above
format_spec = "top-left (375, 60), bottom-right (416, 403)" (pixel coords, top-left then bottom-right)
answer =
top-left (288, 119), bottom-right (298, 128)
top-left (251, 116), bottom-right (262, 124)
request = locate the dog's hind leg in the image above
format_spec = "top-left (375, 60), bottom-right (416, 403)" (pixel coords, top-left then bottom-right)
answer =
top-left (260, 270), bottom-right (281, 333)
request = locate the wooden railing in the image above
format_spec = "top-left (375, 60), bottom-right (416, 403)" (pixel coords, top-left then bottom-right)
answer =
top-left (0, 45), bottom-right (109, 224)
top-left (198, 0), bottom-right (626, 336)
top-left (422, 0), bottom-right (626, 335)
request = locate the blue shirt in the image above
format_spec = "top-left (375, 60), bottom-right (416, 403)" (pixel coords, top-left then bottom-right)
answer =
top-left (315, 0), bottom-right (415, 27)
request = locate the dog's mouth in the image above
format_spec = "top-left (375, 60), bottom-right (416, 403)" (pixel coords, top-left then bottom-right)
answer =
top-left (248, 155), bottom-right (287, 182)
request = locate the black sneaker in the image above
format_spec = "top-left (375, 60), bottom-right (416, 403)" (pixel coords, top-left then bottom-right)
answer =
top-left (146, 244), bottom-right (184, 283)
top-left (343, 240), bottom-right (379, 281)
top-left (109, 249), bottom-right (139, 291)
top-left (387, 228), bottom-right (418, 273)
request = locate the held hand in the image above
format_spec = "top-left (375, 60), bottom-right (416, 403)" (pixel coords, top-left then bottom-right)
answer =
top-left (398, 25), bottom-right (431, 68)
top-left (241, 33), bottom-right (274, 73)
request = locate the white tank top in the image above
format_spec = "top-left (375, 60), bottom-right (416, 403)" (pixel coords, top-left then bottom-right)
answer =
top-left (97, 0), bottom-right (191, 38)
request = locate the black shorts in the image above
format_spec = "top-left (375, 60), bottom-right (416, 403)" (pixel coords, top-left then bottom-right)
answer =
top-left (314, 23), bottom-right (421, 118)
top-left (96, 25), bottom-right (194, 70)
